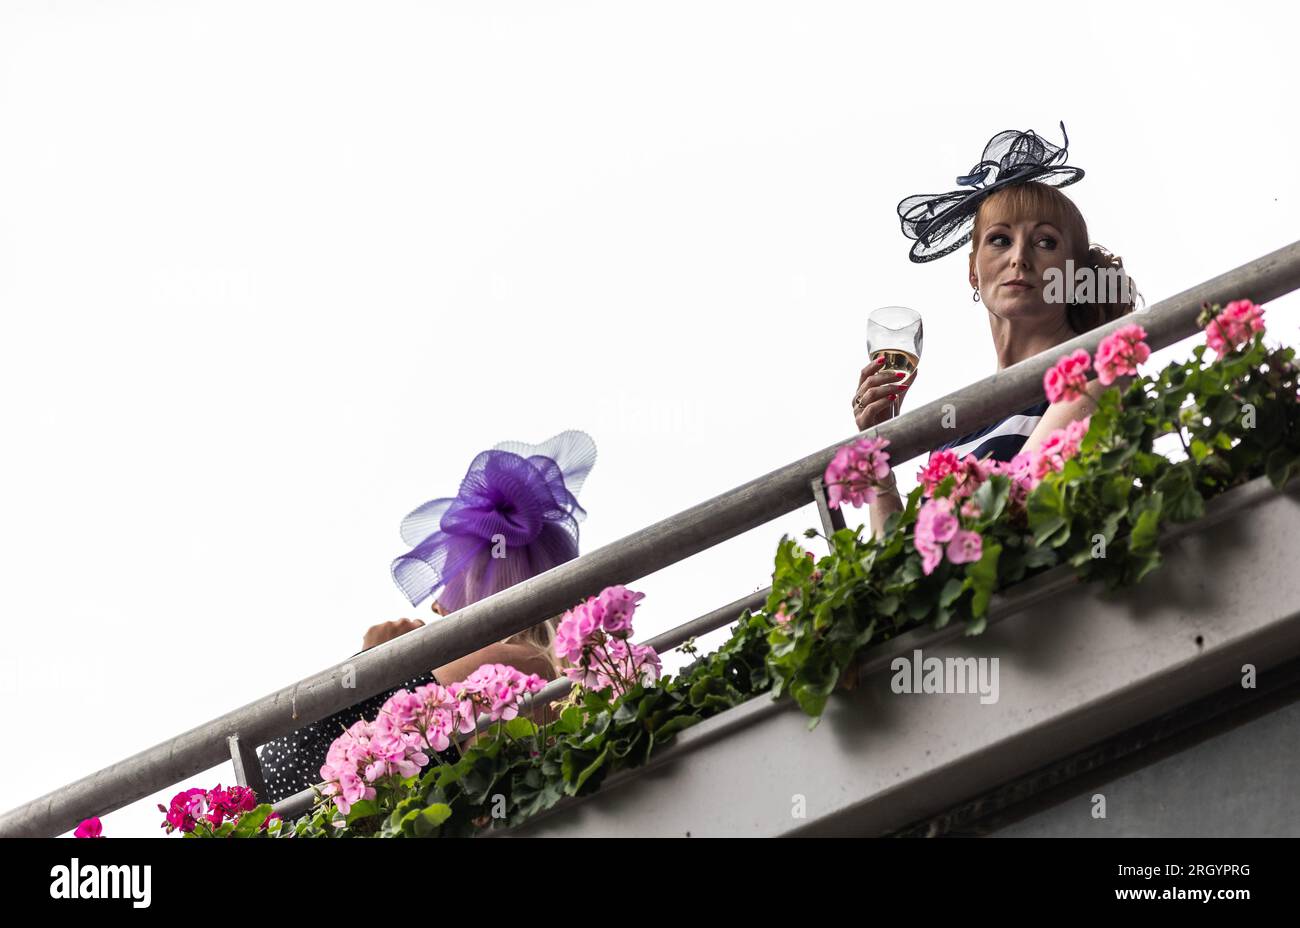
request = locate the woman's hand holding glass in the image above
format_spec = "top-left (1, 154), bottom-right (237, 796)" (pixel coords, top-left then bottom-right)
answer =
top-left (852, 355), bottom-right (914, 431)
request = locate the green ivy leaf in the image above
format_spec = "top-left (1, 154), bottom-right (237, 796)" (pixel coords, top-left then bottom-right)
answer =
top-left (505, 718), bottom-right (539, 740)
top-left (1266, 448), bottom-right (1299, 489)
top-left (1027, 482), bottom-right (1067, 546)
top-left (344, 799), bottom-right (380, 825)
top-left (939, 577), bottom-right (966, 609)
top-left (972, 474), bottom-right (1011, 525)
top-left (231, 804), bottom-right (272, 838)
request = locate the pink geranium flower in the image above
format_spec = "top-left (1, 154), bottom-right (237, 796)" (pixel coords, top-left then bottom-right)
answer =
top-left (457, 663), bottom-right (546, 723)
top-left (915, 497), bottom-right (957, 576)
top-left (1029, 416), bottom-right (1090, 480)
top-left (917, 451), bottom-right (990, 501)
top-left (917, 450), bottom-right (960, 496)
top-left (1043, 349), bottom-right (1092, 404)
top-left (74, 817), bottom-right (103, 838)
top-left (158, 787), bottom-right (208, 834)
top-left (1205, 299), bottom-right (1265, 358)
top-left (555, 599), bottom-right (602, 662)
top-left (594, 585), bottom-right (645, 634)
top-left (553, 586), bottom-right (658, 696)
top-left (825, 436), bottom-right (892, 509)
top-left (1094, 324), bottom-right (1150, 385)
top-left (946, 530), bottom-right (984, 565)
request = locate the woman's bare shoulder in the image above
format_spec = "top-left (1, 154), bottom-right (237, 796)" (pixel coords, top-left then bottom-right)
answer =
top-left (434, 641), bottom-right (555, 685)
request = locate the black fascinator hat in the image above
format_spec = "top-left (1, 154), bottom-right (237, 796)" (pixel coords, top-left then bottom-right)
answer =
top-left (896, 121), bottom-right (1084, 263)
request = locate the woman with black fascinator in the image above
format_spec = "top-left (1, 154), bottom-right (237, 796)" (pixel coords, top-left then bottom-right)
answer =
top-left (850, 122), bottom-right (1142, 537)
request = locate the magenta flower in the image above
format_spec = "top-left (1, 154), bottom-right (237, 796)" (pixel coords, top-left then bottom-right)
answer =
top-left (946, 530), bottom-right (984, 565)
top-left (1043, 349), bottom-right (1092, 404)
top-left (1094, 324), bottom-right (1150, 385)
top-left (1205, 299), bottom-right (1265, 358)
top-left (74, 817), bottom-right (103, 838)
top-left (203, 783), bottom-right (259, 827)
top-left (158, 787), bottom-right (208, 834)
top-left (825, 436), bottom-right (892, 509)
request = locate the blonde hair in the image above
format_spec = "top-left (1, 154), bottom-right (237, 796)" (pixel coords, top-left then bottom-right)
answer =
top-left (502, 616), bottom-right (565, 679)
top-left (970, 182), bottom-right (1143, 334)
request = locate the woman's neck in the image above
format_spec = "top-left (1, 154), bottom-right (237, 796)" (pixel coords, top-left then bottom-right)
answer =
top-left (988, 311), bottom-right (1075, 371)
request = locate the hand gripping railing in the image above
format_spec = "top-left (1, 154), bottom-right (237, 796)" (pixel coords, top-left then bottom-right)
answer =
top-left (4, 239), bottom-right (1300, 838)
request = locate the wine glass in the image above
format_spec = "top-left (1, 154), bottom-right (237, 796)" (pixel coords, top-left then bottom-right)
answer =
top-left (867, 306), bottom-right (924, 418)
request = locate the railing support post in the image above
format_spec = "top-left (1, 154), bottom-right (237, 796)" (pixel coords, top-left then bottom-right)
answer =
top-left (811, 475), bottom-right (846, 538)
top-left (228, 734), bottom-right (268, 801)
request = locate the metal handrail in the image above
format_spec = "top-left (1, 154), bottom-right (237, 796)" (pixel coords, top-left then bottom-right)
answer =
top-left (3, 239), bottom-right (1298, 838)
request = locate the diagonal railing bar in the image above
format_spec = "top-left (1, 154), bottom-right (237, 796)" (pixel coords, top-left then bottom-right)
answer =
top-left (3, 239), bottom-right (1299, 838)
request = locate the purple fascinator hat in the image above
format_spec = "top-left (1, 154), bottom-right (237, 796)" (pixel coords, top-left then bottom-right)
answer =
top-left (391, 430), bottom-right (597, 612)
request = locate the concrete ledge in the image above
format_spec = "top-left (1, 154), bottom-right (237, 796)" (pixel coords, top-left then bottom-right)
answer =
top-left (506, 476), bottom-right (1300, 837)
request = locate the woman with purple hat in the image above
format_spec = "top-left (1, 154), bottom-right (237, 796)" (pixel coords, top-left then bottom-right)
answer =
top-left (257, 429), bottom-right (597, 804)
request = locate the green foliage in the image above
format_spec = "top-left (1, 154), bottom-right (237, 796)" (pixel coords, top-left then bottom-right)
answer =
top-left (274, 315), bottom-right (1298, 839)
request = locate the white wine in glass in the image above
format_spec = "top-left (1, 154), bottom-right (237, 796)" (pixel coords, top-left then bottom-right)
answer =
top-left (867, 306), bottom-right (924, 418)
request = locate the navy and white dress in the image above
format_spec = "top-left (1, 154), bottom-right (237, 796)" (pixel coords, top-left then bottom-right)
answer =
top-left (930, 398), bottom-right (1050, 463)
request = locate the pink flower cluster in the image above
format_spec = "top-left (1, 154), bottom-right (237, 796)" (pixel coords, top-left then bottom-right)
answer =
top-left (913, 416), bottom-right (1092, 575)
top-left (914, 497), bottom-right (985, 575)
top-left (554, 585), bottom-right (661, 695)
top-left (1027, 417), bottom-right (1090, 481)
top-left (455, 664), bottom-right (548, 724)
top-left (318, 668), bottom-right (542, 817)
top-left (1043, 324), bottom-right (1154, 402)
top-left (1205, 299), bottom-right (1266, 358)
top-left (824, 436), bottom-right (892, 509)
top-left (917, 450), bottom-right (991, 500)
top-left (1095, 324), bottom-right (1151, 385)
top-left (1043, 349), bottom-right (1092, 404)
top-left (158, 783), bottom-right (275, 834)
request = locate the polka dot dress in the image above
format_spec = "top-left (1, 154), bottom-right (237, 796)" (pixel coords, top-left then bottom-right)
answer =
top-left (258, 668), bottom-right (463, 804)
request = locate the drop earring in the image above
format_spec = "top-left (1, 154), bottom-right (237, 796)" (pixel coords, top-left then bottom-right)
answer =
top-left (972, 287), bottom-right (981, 303)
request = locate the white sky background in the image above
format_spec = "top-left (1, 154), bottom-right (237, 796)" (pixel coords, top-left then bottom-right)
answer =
top-left (2, 1), bottom-right (1298, 837)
